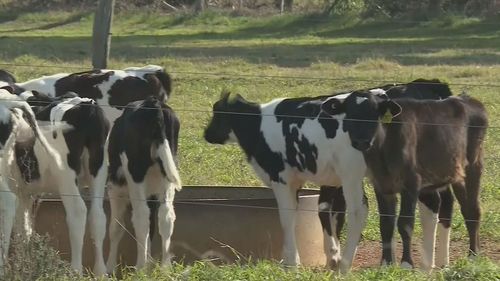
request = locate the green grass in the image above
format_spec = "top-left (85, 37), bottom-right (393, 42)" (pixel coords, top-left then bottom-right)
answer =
top-left (0, 8), bottom-right (499, 280)
top-left (35, 258), bottom-right (500, 281)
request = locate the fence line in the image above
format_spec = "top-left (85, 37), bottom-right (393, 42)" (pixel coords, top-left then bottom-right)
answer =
top-left (0, 189), bottom-right (496, 224)
top-left (0, 98), bottom-right (496, 129)
top-left (2, 62), bottom-right (500, 89)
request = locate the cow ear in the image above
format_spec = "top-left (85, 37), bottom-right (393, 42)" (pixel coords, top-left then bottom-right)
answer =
top-left (321, 98), bottom-right (344, 116)
top-left (379, 100), bottom-right (402, 123)
top-left (0, 85), bottom-right (15, 94)
top-left (219, 90), bottom-right (231, 101)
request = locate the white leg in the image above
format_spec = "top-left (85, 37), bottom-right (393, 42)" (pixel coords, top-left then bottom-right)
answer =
top-left (128, 182), bottom-right (150, 269)
top-left (59, 179), bottom-right (87, 274)
top-left (271, 184), bottom-right (300, 266)
top-left (339, 182), bottom-right (367, 273)
top-left (13, 196), bottom-right (33, 240)
top-left (0, 182), bottom-right (17, 276)
top-left (157, 187), bottom-right (176, 266)
top-left (106, 185), bottom-right (129, 273)
top-left (321, 212), bottom-right (341, 268)
top-left (418, 201), bottom-right (438, 272)
top-left (435, 223), bottom-right (451, 267)
top-left (88, 165), bottom-right (108, 276)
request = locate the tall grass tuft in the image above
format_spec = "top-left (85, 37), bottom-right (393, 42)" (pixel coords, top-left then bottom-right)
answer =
top-left (3, 233), bottom-right (80, 281)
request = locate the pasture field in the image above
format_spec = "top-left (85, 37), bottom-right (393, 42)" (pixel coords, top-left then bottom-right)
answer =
top-left (0, 8), bottom-right (499, 280)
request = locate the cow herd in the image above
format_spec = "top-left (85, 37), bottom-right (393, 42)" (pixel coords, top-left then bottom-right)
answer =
top-left (0, 66), bottom-right (488, 277)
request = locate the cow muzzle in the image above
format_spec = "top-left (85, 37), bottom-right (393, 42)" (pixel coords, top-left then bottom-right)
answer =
top-left (351, 139), bottom-right (372, 152)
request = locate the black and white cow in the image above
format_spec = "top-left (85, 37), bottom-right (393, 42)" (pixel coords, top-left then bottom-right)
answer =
top-left (0, 87), bottom-right (64, 276)
top-left (5, 65), bottom-right (172, 122)
top-left (321, 91), bottom-right (487, 271)
top-left (318, 79), bottom-right (456, 270)
top-left (0, 70), bottom-right (16, 84)
top-left (204, 91), bottom-right (368, 272)
top-left (25, 91), bottom-right (110, 275)
top-left (0, 69), bottom-right (112, 274)
top-left (106, 96), bottom-right (181, 272)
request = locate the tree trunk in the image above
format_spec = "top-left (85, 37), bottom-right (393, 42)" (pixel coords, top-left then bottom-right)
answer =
top-left (194, 0), bottom-right (205, 13)
top-left (277, 0), bottom-right (293, 13)
top-left (324, 0), bottom-right (340, 15)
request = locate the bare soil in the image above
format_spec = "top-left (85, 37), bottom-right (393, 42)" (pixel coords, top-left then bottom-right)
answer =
top-left (352, 238), bottom-right (500, 269)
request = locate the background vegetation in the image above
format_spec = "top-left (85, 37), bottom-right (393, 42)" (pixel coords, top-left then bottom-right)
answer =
top-left (0, 0), bottom-right (499, 280)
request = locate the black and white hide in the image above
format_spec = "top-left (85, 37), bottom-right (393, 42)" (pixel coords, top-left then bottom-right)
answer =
top-left (0, 87), bottom-right (64, 276)
top-left (23, 90), bottom-right (110, 275)
top-left (106, 96), bottom-right (181, 272)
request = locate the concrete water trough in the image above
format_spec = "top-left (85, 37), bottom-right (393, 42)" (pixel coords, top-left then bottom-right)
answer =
top-left (34, 186), bottom-right (325, 270)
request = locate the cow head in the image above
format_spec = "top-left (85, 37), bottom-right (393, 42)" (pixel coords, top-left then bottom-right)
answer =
top-left (0, 83), bottom-right (15, 95)
top-left (204, 90), bottom-right (242, 145)
top-left (321, 90), bottom-right (401, 151)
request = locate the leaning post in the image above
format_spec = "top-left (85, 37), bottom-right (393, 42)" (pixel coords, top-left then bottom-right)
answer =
top-left (92, 0), bottom-right (116, 69)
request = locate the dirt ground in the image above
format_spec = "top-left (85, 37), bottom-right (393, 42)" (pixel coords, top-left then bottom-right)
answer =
top-left (352, 238), bottom-right (500, 269)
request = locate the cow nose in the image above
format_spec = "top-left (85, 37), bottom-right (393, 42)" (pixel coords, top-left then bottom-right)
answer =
top-left (352, 139), bottom-right (371, 151)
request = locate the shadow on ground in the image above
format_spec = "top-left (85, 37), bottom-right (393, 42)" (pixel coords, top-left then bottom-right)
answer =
top-left (1, 14), bottom-right (499, 68)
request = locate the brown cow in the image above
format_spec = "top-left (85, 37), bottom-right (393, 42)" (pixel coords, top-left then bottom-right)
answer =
top-left (321, 91), bottom-right (487, 271)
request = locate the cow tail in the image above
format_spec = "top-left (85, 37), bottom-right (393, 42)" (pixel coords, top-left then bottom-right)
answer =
top-left (20, 104), bottom-right (64, 170)
top-left (1, 114), bottom-right (18, 179)
top-left (157, 138), bottom-right (182, 191)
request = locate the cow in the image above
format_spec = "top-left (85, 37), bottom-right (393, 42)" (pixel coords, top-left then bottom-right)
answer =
top-left (106, 96), bottom-right (181, 272)
top-left (204, 90), bottom-right (368, 272)
top-left (0, 86), bottom-right (64, 276)
top-left (23, 90), bottom-right (110, 275)
top-left (318, 79), bottom-right (457, 270)
top-left (320, 91), bottom-right (487, 271)
top-left (0, 70), bottom-right (16, 84)
top-left (4, 65), bottom-right (172, 122)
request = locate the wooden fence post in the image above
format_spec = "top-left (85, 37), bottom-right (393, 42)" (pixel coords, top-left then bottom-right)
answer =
top-left (92, 0), bottom-right (116, 69)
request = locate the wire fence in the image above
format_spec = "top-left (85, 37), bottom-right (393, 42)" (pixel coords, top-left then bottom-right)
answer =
top-left (2, 62), bottom-right (500, 89)
top-left (0, 188), bottom-right (495, 224)
top-left (0, 64), bottom-right (499, 224)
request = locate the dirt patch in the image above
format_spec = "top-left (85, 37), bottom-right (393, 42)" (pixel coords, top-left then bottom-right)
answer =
top-left (352, 238), bottom-right (500, 269)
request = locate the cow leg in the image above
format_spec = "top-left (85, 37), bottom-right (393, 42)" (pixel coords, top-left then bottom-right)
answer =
top-left (157, 187), bottom-right (176, 266)
top-left (87, 138), bottom-right (108, 276)
top-left (452, 165), bottom-right (481, 256)
top-left (398, 178), bottom-right (419, 269)
top-left (13, 196), bottom-right (33, 240)
top-left (59, 179), bottom-right (87, 274)
top-left (436, 186), bottom-right (453, 267)
top-left (88, 167), bottom-right (108, 276)
top-left (106, 185), bottom-right (129, 273)
top-left (127, 182), bottom-right (150, 269)
top-left (318, 186), bottom-right (345, 269)
top-left (418, 191), bottom-right (440, 271)
top-left (0, 181), bottom-right (17, 276)
top-left (463, 164), bottom-right (482, 255)
top-left (375, 190), bottom-right (397, 266)
top-left (339, 176), bottom-right (368, 273)
top-left (271, 184), bottom-right (300, 267)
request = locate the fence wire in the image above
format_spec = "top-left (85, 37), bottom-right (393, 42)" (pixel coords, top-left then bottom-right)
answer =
top-left (0, 187), bottom-right (496, 224)
top-left (0, 63), bottom-right (498, 224)
top-left (2, 62), bottom-right (500, 89)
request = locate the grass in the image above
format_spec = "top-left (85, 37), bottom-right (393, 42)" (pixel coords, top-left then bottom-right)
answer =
top-left (31, 258), bottom-right (500, 281)
top-left (0, 8), bottom-right (499, 280)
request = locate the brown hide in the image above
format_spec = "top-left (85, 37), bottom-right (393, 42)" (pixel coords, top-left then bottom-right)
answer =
top-left (364, 96), bottom-right (487, 194)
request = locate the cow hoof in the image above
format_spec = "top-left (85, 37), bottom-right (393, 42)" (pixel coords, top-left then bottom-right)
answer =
top-left (339, 260), bottom-right (352, 274)
top-left (328, 258), bottom-right (340, 270)
top-left (93, 265), bottom-right (107, 277)
top-left (381, 259), bottom-right (393, 267)
top-left (400, 261), bottom-right (413, 269)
